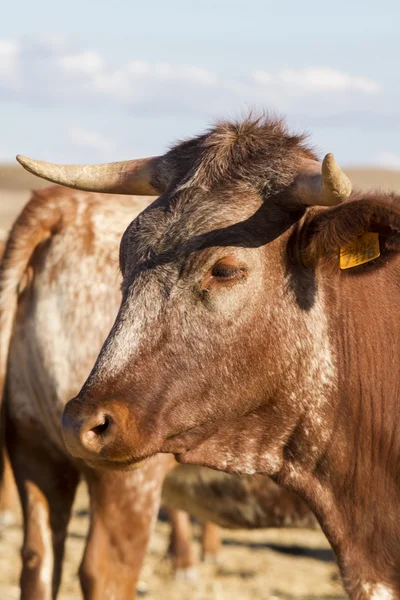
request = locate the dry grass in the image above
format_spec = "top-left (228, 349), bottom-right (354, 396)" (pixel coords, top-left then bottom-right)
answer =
top-left (0, 484), bottom-right (344, 600)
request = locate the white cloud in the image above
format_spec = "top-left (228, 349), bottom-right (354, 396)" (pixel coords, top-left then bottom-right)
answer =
top-left (251, 70), bottom-right (272, 85)
top-left (276, 67), bottom-right (381, 94)
top-left (81, 60), bottom-right (218, 106)
top-left (123, 61), bottom-right (217, 85)
top-left (0, 40), bottom-right (18, 58)
top-left (67, 126), bottom-right (115, 152)
top-left (32, 34), bottom-right (71, 54)
top-left (58, 51), bottom-right (104, 75)
top-left (0, 36), bottom-right (384, 120)
top-left (0, 40), bottom-right (19, 83)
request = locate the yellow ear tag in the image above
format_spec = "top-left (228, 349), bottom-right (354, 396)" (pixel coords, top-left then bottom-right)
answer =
top-left (339, 232), bottom-right (380, 270)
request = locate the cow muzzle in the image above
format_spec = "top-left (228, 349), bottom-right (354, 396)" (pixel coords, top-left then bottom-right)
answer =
top-left (61, 396), bottom-right (147, 468)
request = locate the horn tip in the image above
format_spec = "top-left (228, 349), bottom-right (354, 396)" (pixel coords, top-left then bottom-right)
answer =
top-left (16, 155), bottom-right (34, 170)
top-left (322, 152), bottom-right (351, 203)
top-left (322, 153), bottom-right (335, 168)
top-left (16, 155), bottom-right (52, 182)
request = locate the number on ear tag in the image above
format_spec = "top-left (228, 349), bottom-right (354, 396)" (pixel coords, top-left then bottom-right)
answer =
top-left (340, 232), bottom-right (380, 270)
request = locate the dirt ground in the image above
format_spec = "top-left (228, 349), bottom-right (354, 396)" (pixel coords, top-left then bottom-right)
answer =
top-left (1, 164), bottom-right (399, 599)
top-left (0, 483), bottom-right (345, 600)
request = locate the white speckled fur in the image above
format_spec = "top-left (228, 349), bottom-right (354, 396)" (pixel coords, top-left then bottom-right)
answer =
top-left (363, 583), bottom-right (394, 600)
top-left (6, 194), bottom-right (142, 450)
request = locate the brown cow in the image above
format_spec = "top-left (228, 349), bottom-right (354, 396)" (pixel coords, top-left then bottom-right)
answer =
top-left (19, 115), bottom-right (400, 599)
top-left (164, 464), bottom-right (317, 573)
top-left (166, 508), bottom-right (223, 574)
top-left (0, 185), bottom-right (317, 598)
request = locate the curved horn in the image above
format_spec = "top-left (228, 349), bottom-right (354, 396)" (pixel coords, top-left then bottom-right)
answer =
top-left (294, 153), bottom-right (351, 207)
top-left (16, 155), bottom-right (163, 196)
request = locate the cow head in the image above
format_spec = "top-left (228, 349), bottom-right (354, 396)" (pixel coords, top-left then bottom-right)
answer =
top-left (18, 116), bottom-right (375, 475)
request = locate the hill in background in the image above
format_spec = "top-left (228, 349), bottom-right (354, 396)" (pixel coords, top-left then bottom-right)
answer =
top-left (1, 163), bottom-right (400, 234)
top-left (2, 163), bottom-right (400, 192)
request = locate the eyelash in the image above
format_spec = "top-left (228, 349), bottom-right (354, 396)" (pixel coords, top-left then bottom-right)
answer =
top-left (211, 264), bottom-right (246, 281)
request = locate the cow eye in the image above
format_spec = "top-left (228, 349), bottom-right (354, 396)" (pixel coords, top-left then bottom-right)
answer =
top-left (210, 261), bottom-right (246, 282)
top-left (200, 258), bottom-right (247, 293)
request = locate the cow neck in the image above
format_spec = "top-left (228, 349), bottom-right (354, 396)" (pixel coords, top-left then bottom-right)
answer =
top-left (282, 266), bottom-right (400, 599)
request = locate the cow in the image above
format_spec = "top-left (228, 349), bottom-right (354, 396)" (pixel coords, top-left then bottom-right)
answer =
top-left (163, 463), bottom-right (317, 574)
top-left (0, 187), bottom-right (174, 599)
top-left (0, 184), bottom-right (317, 599)
top-left (0, 236), bottom-right (18, 525)
top-left (17, 114), bottom-right (400, 600)
top-left (166, 508), bottom-right (222, 573)
top-left (163, 465), bottom-right (314, 531)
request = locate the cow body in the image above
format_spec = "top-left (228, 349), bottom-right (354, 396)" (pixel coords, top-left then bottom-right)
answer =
top-left (0, 237), bottom-right (18, 524)
top-left (48, 116), bottom-right (400, 600)
top-left (0, 188), bottom-right (173, 599)
top-left (163, 465), bottom-right (315, 530)
top-left (0, 186), bottom-right (317, 598)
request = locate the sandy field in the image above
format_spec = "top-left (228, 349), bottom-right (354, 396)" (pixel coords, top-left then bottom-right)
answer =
top-left (1, 164), bottom-right (399, 599)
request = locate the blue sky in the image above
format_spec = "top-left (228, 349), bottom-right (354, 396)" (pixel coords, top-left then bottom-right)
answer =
top-left (1, 0), bottom-right (399, 167)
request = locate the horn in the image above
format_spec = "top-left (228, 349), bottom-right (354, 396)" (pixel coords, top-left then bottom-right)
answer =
top-left (294, 153), bottom-right (351, 207)
top-left (16, 155), bottom-right (163, 195)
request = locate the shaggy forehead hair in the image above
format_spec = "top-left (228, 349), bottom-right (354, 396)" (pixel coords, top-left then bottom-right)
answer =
top-left (121, 116), bottom-right (320, 273)
top-left (157, 115), bottom-right (318, 196)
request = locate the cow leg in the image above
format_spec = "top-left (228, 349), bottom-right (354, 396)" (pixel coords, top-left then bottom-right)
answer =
top-left (0, 450), bottom-right (18, 525)
top-left (80, 457), bottom-right (166, 600)
top-left (201, 521), bottom-right (222, 564)
top-left (167, 508), bottom-right (196, 579)
top-left (8, 441), bottom-right (78, 600)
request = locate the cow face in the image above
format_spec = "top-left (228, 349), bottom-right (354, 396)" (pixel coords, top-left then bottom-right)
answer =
top-left (63, 189), bottom-right (336, 474)
top-left (17, 116), bottom-right (353, 475)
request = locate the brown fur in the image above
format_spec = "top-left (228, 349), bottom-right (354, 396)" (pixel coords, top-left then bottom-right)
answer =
top-left (0, 188), bottom-right (173, 599)
top-left (163, 466), bottom-right (317, 530)
top-left (166, 507), bottom-right (222, 573)
top-left (0, 239), bottom-right (18, 522)
top-left (0, 185), bottom-right (318, 598)
top-left (63, 115), bottom-right (400, 599)
top-left (158, 114), bottom-right (316, 195)
top-left (301, 192), bottom-right (400, 269)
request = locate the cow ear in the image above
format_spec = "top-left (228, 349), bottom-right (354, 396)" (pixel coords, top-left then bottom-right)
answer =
top-left (300, 193), bottom-right (400, 270)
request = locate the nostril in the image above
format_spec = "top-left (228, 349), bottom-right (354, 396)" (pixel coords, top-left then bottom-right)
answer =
top-left (90, 416), bottom-right (110, 437)
top-left (81, 413), bottom-right (114, 450)
top-left (61, 401), bottom-right (118, 459)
